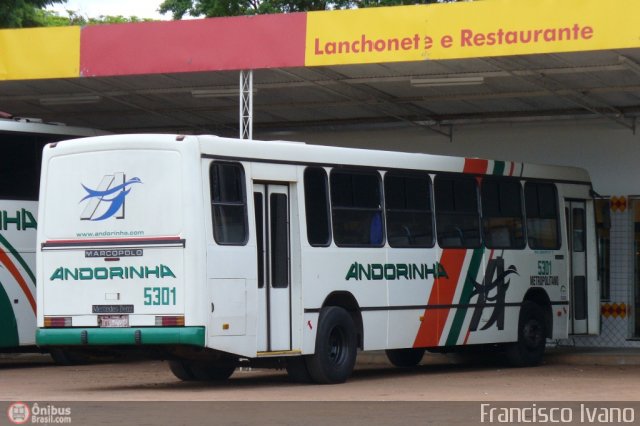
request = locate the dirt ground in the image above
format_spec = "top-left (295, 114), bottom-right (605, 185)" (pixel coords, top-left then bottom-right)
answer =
top-left (2, 352), bottom-right (640, 425)
top-left (1, 351), bottom-right (639, 402)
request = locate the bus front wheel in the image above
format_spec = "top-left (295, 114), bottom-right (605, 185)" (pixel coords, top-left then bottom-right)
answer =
top-left (305, 306), bottom-right (357, 384)
top-left (506, 301), bottom-right (547, 367)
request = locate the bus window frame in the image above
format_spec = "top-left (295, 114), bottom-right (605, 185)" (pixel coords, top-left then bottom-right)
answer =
top-left (209, 161), bottom-right (249, 246)
top-left (383, 170), bottom-right (435, 249)
top-left (303, 166), bottom-right (332, 248)
top-left (480, 176), bottom-right (527, 250)
top-left (524, 181), bottom-right (562, 250)
top-left (330, 167), bottom-right (385, 248)
top-left (434, 173), bottom-right (482, 249)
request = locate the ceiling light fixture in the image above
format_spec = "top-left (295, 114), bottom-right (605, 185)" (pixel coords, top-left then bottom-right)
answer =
top-left (191, 88), bottom-right (257, 98)
top-left (39, 95), bottom-right (102, 106)
top-left (410, 76), bottom-right (485, 87)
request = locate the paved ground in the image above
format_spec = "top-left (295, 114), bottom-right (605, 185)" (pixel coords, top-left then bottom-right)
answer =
top-left (1, 348), bottom-right (639, 425)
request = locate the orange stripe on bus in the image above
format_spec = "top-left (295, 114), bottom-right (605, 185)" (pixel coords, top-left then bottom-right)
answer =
top-left (413, 158), bottom-right (489, 348)
top-left (414, 249), bottom-right (466, 347)
top-left (0, 249), bottom-right (36, 314)
top-left (463, 158), bottom-right (488, 175)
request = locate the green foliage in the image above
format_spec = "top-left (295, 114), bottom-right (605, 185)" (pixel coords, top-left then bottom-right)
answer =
top-left (159, 0), bottom-right (457, 19)
top-left (0, 0), bottom-right (65, 28)
top-left (0, 0), bottom-right (154, 28)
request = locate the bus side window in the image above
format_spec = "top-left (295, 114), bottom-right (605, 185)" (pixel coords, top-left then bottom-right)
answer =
top-left (330, 169), bottom-right (384, 247)
top-left (304, 167), bottom-right (331, 246)
top-left (434, 175), bottom-right (481, 248)
top-left (0, 137), bottom-right (43, 201)
top-left (481, 178), bottom-right (526, 249)
top-left (210, 162), bottom-right (248, 245)
top-left (384, 171), bottom-right (434, 248)
top-left (524, 182), bottom-right (560, 250)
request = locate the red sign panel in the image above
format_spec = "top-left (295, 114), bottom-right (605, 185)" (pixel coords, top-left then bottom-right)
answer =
top-left (80, 13), bottom-right (307, 77)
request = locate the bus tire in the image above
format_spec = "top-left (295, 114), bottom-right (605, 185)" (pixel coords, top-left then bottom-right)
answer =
top-left (506, 301), bottom-right (547, 367)
top-left (285, 356), bottom-right (313, 383)
top-left (168, 360), bottom-right (196, 381)
top-left (385, 348), bottom-right (425, 368)
top-left (188, 361), bottom-right (236, 381)
top-left (305, 306), bottom-right (357, 384)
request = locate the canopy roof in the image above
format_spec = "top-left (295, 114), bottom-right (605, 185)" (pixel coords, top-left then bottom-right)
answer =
top-left (1, 0), bottom-right (639, 135)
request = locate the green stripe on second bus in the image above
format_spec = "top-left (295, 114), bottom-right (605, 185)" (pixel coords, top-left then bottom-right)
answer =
top-left (0, 280), bottom-right (20, 347)
top-left (0, 234), bottom-right (36, 285)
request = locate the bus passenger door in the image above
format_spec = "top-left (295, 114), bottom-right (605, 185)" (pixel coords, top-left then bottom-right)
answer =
top-left (254, 183), bottom-right (291, 352)
top-left (566, 200), bottom-right (588, 334)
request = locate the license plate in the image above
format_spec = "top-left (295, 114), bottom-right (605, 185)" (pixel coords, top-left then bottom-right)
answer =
top-left (99, 315), bottom-right (129, 328)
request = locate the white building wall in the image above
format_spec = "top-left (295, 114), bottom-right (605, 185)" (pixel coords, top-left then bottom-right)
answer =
top-left (271, 118), bottom-right (640, 195)
top-left (260, 117), bottom-right (640, 347)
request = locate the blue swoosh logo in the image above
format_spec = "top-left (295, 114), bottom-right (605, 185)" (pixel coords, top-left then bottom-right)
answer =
top-left (81, 177), bottom-right (142, 221)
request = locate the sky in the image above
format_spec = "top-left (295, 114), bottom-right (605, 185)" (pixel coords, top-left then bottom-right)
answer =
top-left (48, 0), bottom-right (170, 20)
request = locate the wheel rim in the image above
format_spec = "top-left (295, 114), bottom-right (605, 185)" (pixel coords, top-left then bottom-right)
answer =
top-left (523, 319), bottom-right (544, 350)
top-left (328, 325), bottom-right (347, 366)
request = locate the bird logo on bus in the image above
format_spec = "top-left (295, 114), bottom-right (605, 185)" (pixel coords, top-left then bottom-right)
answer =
top-left (80, 173), bottom-right (142, 221)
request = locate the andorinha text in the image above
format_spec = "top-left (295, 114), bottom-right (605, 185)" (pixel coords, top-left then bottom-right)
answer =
top-left (1, 209), bottom-right (37, 231)
top-left (50, 265), bottom-right (176, 281)
top-left (346, 262), bottom-right (447, 281)
top-left (314, 24), bottom-right (594, 56)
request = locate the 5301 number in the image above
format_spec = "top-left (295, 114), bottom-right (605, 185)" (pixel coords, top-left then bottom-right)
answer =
top-left (143, 287), bottom-right (176, 306)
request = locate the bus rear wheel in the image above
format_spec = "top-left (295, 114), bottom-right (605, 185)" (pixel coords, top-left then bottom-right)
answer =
top-left (385, 348), bottom-right (425, 368)
top-left (169, 360), bottom-right (235, 382)
top-left (305, 306), bottom-right (357, 384)
top-left (506, 301), bottom-right (547, 367)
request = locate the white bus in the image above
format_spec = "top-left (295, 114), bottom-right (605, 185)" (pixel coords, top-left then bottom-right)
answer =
top-left (0, 117), bottom-right (102, 353)
top-left (36, 134), bottom-right (599, 383)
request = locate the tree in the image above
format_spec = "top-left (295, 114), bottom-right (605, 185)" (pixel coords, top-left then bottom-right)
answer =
top-left (0, 1), bottom-right (153, 28)
top-left (0, 0), bottom-right (65, 28)
top-left (159, 0), bottom-right (457, 19)
top-left (39, 10), bottom-right (152, 26)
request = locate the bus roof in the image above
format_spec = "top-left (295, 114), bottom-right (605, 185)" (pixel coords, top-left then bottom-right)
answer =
top-left (48, 133), bottom-right (592, 184)
top-left (196, 135), bottom-right (591, 184)
top-left (0, 117), bottom-right (106, 137)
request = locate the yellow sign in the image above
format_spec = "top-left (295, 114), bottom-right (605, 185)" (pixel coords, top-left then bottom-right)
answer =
top-left (0, 26), bottom-right (80, 80)
top-left (305, 0), bottom-right (640, 66)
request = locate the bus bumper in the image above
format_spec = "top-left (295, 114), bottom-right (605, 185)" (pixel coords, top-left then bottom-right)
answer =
top-left (36, 327), bottom-right (205, 347)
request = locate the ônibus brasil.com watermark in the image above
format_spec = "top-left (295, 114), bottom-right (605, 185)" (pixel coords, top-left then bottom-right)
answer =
top-left (480, 403), bottom-right (635, 424)
top-left (7, 402), bottom-right (72, 425)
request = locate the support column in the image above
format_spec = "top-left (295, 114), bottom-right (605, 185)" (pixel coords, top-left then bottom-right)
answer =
top-left (240, 70), bottom-right (253, 140)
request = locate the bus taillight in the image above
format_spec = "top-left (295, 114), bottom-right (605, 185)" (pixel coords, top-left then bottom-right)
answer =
top-left (155, 316), bottom-right (184, 327)
top-left (44, 317), bottom-right (72, 327)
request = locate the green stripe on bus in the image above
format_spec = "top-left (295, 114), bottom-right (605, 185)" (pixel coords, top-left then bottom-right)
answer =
top-left (0, 280), bottom-right (19, 348)
top-left (0, 234), bottom-right (36, 285)
top-left (492, 161), bottom-right (505, 176)
top-left (444, 247), bottom-right (484, 346)
top-left (36, 326), bottom-right (206, 347)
